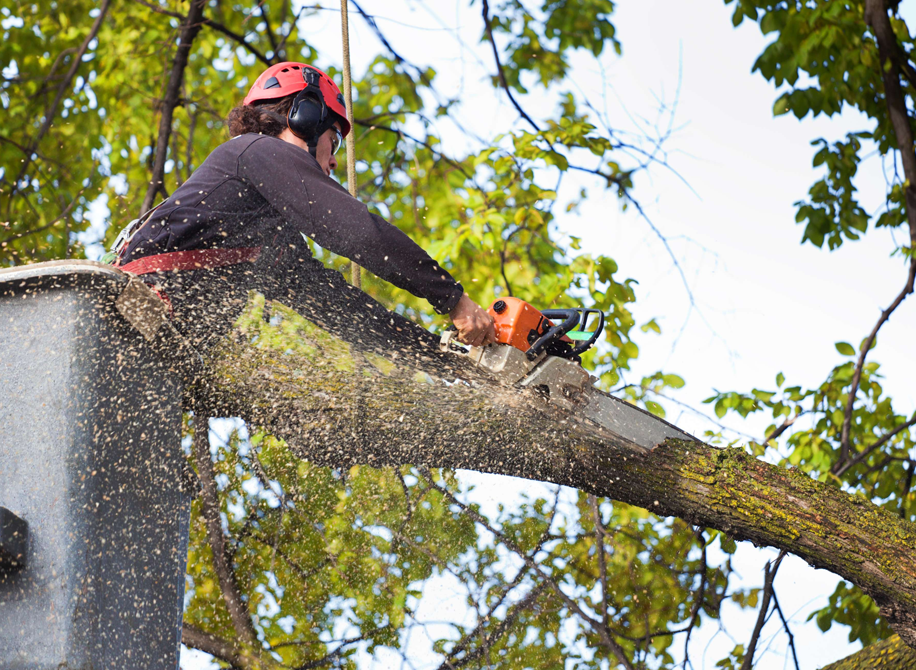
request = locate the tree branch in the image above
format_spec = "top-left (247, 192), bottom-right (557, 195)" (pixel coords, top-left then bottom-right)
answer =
top-left (480, 0), bottom-right (541, 133)
top-left (838, 259), bottom-right (916, 466)
top-left (181, 622), bottom-right (246, 667)
top-left (141, 0), bottom-right (206, 216)
top-left (9, 0), bottom-right (111, 201)
top-left (194, 285), bottom-right (916, 648)
top-left (740, 551), bottom-right (784, 670)
top-left (418, 468), bottom-right (636, 669)
top-left (835, 412), bottom-right (916, 478)
top-left (193, 416), bottom-right (262, 652)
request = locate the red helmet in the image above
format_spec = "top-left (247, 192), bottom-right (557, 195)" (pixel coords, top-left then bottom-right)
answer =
top-left (243, 62), bottom-right (351, 137)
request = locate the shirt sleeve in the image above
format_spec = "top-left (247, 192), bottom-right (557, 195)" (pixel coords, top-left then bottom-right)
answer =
top-left (238, 137), bottom-right (464, 315)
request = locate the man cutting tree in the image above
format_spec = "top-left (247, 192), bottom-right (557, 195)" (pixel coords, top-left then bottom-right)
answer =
top-left (115, 62), bottom-right (496, 352)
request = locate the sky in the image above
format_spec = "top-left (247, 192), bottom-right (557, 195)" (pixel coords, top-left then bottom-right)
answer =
top-left (180, 0), bottom-right (916, 668)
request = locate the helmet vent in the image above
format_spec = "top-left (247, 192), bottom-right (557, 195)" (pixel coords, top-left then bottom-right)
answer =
top-left (263, 76), bottom-right (280, 89)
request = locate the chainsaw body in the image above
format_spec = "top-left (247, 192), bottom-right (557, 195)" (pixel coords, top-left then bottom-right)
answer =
top-left (442, 297), bottom-right (605, 410)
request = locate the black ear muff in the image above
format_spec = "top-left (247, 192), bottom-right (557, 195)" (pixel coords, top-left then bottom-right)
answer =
top-left (287, 89), bottom-right (326, 141)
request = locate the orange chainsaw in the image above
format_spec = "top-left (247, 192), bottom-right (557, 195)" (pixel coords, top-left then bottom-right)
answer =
top-left (440, 297), bottom-right (605, 409)
top-left (440, 296), bottom-right (694, 451)
top-left (487, 297), bottom-right (604, 362)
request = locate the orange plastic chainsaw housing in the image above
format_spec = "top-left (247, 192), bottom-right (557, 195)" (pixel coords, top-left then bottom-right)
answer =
top-left (487, 297), bottom-right (570, 353)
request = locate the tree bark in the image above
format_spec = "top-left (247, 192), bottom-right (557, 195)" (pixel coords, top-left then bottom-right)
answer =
top-left (821, 635), bottom-right (916, 669)
top-left (187, 293), bottom-right (916, 649)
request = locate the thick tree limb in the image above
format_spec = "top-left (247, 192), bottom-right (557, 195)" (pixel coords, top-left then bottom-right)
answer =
top-left (821, 634), bottom-right (916, 669)
top-left (140, 0), bottom-right (206, 216)
top-left (190, 289), bottom-right (916, 649)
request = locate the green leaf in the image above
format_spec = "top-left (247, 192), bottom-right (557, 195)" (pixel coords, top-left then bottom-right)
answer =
top-left (835, 342), bottom-right (856, 356)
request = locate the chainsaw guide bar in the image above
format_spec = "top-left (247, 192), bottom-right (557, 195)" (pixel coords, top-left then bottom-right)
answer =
top-left (441, 298), bottom-right (696, 452)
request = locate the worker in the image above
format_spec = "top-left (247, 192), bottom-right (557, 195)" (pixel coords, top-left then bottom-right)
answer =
top-left (115, 62), bottom-right (496, 355)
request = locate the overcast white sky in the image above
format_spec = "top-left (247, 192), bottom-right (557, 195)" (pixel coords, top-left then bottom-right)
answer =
top-left (182, 1), bottom-right (916, 667)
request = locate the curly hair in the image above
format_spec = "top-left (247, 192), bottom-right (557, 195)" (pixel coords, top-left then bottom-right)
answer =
top-left (226, 94), bottom-right (296, 137)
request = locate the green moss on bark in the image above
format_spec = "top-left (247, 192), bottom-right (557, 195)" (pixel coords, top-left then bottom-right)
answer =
top-left (821, 635), bottom-right (916, 669)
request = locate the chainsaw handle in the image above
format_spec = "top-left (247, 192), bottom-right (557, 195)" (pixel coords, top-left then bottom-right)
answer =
top-left (539, 308), bottom-right (605, 358)
top-left (526, 309), bottom-right (580, 360)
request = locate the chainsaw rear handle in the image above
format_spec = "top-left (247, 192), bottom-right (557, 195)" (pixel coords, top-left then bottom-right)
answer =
top-left (527, 308), bottom-right (605, 360)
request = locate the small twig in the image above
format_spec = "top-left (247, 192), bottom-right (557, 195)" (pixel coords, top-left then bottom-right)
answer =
top-left (739, 551), bottom-right (785, 670)
top-left (771, 591), bottom-right (801, 670)
top-left (480, 0), bottom-right (541, 133)
top-left (901, 460), bottom-right (915, 519)
top-left (837, 259), bottom-right (916, 467)
top-left (133, 0), bottom-right (272, 65)
top-left (589, 495), bottom-right (612, 631)
top-left (680, 529), bottom-right (708, 670)
top-left (0, 183), bottom-right (89, 247)
top-left (436, 582), bottom-right (549, 670)
top-left (834, 412), bottom-right (916, 477)
top-left (418, 468), bottom-right (636, 670)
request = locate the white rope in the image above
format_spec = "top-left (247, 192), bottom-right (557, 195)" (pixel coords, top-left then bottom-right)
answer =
top-left (340, 0), bottom-right (361, 288)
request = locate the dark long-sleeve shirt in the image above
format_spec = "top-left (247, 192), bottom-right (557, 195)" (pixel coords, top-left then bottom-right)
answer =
top-left (122, 133), bottom-right (464, 314)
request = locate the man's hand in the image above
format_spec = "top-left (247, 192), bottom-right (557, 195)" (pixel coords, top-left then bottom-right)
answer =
top-left (449, 293), bottom-right (497, 347)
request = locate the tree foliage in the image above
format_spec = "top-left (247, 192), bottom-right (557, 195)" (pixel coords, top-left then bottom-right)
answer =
top-left (3, 0), bottom-right (916, 667)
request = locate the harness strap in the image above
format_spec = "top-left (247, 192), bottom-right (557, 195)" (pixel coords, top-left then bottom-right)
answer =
top-left (118, 247), bottom-right (262, 276)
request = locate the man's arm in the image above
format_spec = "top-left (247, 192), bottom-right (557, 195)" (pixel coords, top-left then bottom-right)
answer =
top-left (240, 137), bottom-right (495, 343)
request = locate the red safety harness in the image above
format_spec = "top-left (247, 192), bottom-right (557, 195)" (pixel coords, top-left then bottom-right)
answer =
top-left (117, 247), bottom-right (261, 276)
top-left (115, 247), bottom-right (262, 316)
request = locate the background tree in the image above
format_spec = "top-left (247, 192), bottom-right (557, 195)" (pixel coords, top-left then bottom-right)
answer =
top-left (2, 0), bottom-right (916, 667)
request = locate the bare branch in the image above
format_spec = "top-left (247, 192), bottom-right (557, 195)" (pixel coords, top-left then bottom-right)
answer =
top-left (740, 551), bottom-right (785, 670)
top-left (771, 591), bottom-right (801, 670)
top-left (418, 468), bottom-right (637, 670)
top-left (193, 416), bottom-right (261, 651)
top-left (9, 0), bottom-right (111, 201)
top-left (480, 0), bottom-right (541, 133)
top-left (204, 16), bottom-right (271, 66)
top-left (141, 0), bottom-right (206, 215)
top-left (835, 412), bottom-right (916, 478)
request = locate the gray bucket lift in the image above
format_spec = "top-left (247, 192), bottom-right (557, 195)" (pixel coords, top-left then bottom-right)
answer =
top-left (0, 261), bottom-right (194, 669)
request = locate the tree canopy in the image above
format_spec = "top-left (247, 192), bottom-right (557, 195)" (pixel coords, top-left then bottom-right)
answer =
top-left (2, 0), bottom-right (916, 668)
